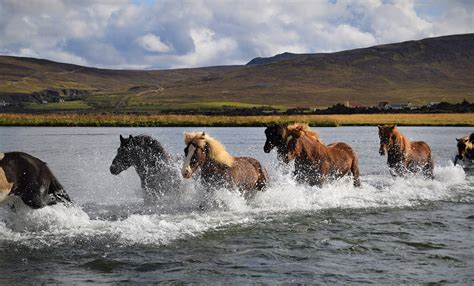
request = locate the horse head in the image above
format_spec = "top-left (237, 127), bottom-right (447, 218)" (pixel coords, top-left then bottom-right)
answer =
top-left (181, 132), bottom-right (234, 179)
top-left (182, 132), bottom-right (208, 178)
top-left (456, 136), bottom-right (471, 160)
top-left (110, 134), bottom-right (137, 175)
top-left (263, 125), bottom-right (287, 154)
top-left (378, 125), bottom-right (397, 156)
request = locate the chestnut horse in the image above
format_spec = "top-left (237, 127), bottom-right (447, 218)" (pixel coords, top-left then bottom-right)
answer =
top-left (284, 125), bottom-right (360, 187)
top-left (454, 134), bottom-right (474, 165)
top-left (378, 125), bottom-right (434, 178)
top-left (181, 132), bottom-right (268, 199)
top-left (0, 152), bottom-right (72, 209)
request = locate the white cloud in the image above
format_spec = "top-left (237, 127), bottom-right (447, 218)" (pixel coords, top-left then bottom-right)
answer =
top-left (0, 0), bottom-right (472, 69)
top-left (137, 33), bottom-right (172, 53)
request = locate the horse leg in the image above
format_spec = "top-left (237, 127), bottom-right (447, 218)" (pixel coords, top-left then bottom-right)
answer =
top-left (351, 158), bottom-right (361, 187)
top-left (424, 159), bottom-right (434, 180)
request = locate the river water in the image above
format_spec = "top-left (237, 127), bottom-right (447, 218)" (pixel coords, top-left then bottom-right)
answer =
top-left (0, 126), bottom-right (472, 284)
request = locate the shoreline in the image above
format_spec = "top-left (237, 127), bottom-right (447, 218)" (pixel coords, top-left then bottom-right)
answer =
top-left (0, 113), bottom-right (472, 127)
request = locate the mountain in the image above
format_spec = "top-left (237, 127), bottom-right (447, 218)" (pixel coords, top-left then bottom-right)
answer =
top-left (0, 33), bottom-right (473, 111)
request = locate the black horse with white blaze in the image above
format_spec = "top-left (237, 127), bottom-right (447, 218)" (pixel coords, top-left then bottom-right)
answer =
top-left (0, 152), bottom-right (72, 209)
top-left (110, 135), bottom-right (182, 202)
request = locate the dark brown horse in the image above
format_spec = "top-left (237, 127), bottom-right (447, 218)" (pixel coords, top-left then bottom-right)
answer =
top-left (181, 132), bottom-right (268, 199)
top-left (264, 124), bottom-right (321, 161)
top-left (378, 125), bottom-right (434, 178)
top-left (0, 152), bottom-right (72, 209)
top-left (263, 125), bottom-right (289, 160)
top-left (454, 134), bottom-right (474, 165)
top-left (284, 125), bottom-right (360, 187)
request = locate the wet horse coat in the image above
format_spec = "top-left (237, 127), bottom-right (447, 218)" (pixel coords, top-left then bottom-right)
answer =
top-left (378, 125), bottom-right (434, 178)
top-left (0, 152), bottom-right (71, 208)
top-left (182, 132), bottom-right (268, 199)
top-left (454, 134), bottom-right (474, 165)
top-left (284, 126), bottom-right (360, 187)
top-left (110, 135), bottom-right (182, 202)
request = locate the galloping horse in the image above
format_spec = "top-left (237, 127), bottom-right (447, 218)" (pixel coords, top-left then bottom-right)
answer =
top-left (110, 135), bottom-right (182, 201)
top-left (378, 125), bottom-right (434, 178)
top-left (263, 125), bottom-right (289, 160)
top-left (264, 124), bottom-right (321, 161)
top-left (284, 124), bottom-right (360, 187)
top-left (454, 134), bottom-right (474, 165)
top-left (181, 132), bottom-right (268, 199)
top-left (0, 152), bottom-right (72, 209)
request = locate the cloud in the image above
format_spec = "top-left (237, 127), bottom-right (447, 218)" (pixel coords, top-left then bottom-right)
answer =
top-left (136, 33), bottom-right (172, 53)
top-left (0, 0), bottom-right (472, 69)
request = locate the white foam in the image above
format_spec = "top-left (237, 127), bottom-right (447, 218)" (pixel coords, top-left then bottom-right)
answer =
top-left (0, 163), bottom-right (470, 248)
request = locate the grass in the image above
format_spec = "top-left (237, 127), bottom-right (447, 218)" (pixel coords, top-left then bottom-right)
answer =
top-left (24, 101), bottom-right (92, 110)
top-left (0, 113), bottom-right (472, 127)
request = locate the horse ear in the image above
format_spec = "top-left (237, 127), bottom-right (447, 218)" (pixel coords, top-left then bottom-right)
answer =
top-left (129, 135), bottom-right (133, 140)
top-left (456, 138), bottom-right (460, 142)
top-left (120, 135), bottom-right (125, 144)
top-left (202, 132), bottom-right (206, 136)
top-left (390, 125), bottom-right (396, 129)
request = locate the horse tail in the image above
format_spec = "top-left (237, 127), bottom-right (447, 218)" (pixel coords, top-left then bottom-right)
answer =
top-left (351, 152), bottom-right (361, 187)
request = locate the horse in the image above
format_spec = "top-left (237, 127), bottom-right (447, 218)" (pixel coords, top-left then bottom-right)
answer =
top-left (284, 124), bottom-right (360, 187)
top-left (378, 125), bottom-right (434, 178)
top-left (264, 124), bottom-right (322, 161)
top-left (110, 134), bottom-right (182, 202)
top-left (181, 132), bottom-right (268, 200)
top-left (263, 125), bottom-right (289, 160)
top-left (454, 134), bottom-right (474, 165)
top-left (0, 152), bottom-right (72, 209)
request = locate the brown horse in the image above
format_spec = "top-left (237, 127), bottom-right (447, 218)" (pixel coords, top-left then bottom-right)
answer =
top-left (454, 134), bottom-right (474, 165)
top-left (181, 132), bottom-right (268, 199)
top-left (378, 125), bottom-right (434, 178)
top-left (284, 125), bottom-right (360, 187)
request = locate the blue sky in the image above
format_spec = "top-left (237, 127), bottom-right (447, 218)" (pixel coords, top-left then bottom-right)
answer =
top-left (0, 0), bottom-right (472, 69)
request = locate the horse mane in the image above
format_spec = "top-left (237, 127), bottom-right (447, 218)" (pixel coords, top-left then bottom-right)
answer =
top-left (389, 126), bottom-right (411, 153)
top-left (134, 135), bottom-right (169, 158)
top-left (184, 132), bottom-right (235, 167)
top-left (287, 123), bottom-right (322, 143)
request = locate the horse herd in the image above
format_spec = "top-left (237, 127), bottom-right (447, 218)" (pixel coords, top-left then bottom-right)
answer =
top-left (0, 124), bottom-right (472, 210)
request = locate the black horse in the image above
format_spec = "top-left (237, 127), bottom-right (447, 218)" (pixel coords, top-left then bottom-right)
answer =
top-left (0, 152), bottom-right (72, 209)
top-left (110, 135), bottom-right (182, 202)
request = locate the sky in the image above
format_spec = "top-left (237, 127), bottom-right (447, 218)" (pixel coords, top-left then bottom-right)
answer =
top-left (0, 0), bottom-right (472, 69)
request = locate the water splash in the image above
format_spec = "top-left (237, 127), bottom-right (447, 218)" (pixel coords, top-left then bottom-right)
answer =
top-left (0, 163), bottom-right (470, 248)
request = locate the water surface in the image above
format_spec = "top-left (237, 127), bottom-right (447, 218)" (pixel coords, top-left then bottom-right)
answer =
top-left (0, 127), bottom-right (472, 284)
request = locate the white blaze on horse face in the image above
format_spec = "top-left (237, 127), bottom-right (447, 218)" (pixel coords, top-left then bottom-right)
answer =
top-left (0, 167), bottom-right (13, 204)
top-left (182, 144), bottom-right (196, 177)
top-left (286, 135), bottom-right (293, 145)
top-left (0, 153), bottom-right (4, 160)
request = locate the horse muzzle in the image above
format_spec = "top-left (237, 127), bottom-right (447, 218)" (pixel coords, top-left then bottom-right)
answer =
top-left (110, 164), bottom-right (120, 175)
top-left (182, 168), bottom-right (193, 179)
top-left (263, 142), bottom-right (273, 153)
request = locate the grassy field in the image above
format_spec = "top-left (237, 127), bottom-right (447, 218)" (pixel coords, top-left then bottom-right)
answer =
top-left (0, 113), bottom-right (472, 127)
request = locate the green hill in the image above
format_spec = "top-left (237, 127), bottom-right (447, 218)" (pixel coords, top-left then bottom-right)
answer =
top-left (0, 33), bottom-right (473, 112)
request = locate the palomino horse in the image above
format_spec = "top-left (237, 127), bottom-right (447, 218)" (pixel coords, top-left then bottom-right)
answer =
top-left (0, 152), bottom-right (72, 209)
top-left (284, 124), bottom-right (360, 187)
top-left (181, 132), bottom-right (268, 199)
top-left (110, 135), bottom-right (182, 201)
top-left (454, 134), bottom-right (474, 165)
top-left (378, 125), bottom-right (434, 178)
